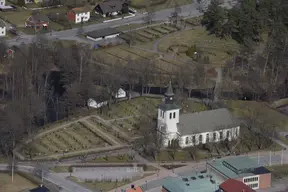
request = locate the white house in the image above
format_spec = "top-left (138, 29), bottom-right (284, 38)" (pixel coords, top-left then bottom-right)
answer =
top-left (0, 20), bottom-right (6, 37)
top-left (67, 7), bottom-right (91, 24)
top-left (157, 82), bottom-right (240, 148)
top-left (0, 0), bottom-right (5, 6)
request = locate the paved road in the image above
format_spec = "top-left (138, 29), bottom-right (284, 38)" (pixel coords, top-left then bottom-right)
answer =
top-left (6, 1), bottom-right (238, 46)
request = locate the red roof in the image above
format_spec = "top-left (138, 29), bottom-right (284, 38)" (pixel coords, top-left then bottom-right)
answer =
top-left (220, 179), bottom-right (256, 192)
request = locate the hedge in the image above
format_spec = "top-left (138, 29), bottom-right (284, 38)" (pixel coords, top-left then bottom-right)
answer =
top-left (131, 0), bottom-right (168, 9)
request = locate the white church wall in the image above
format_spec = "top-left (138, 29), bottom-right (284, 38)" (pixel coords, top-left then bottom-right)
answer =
top-left (179, 126), bottom-right (240, 148)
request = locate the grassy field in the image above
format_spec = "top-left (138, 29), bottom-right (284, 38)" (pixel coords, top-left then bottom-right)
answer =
top-left (131, 0), bottom-right (191, 11)
top-left (154, 27), bottom-right (239, 65)
top-left (23, 122), bottom-right (110, 158)
top-left (88, 155), bottom-right (136, 163)
top-left (225, 100), bottom-right (288, 130)
top-left (155, 150), bottom-right (209, 161)
top-left (0, 173), bottom-right (37, 192)
top-left (267, 165), bottom-right (288, 181)
top-left (68, 173), bottom-right (152, 192)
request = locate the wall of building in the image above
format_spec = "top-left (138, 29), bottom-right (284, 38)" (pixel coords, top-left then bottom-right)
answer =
top-left (242, 175), bottom-right (260, 190)
top-left (75, 12), bottom-right (90, 23)
top-left (259, 173), bottom-right (271, 189)
top-left (67, 11), bottom-right (75, 22)
top-left (104, 33), bottom-right (119, 39)
top-left (207, 164), bottom-right (228, 184)
top-left (0, 0), bottom-right (5, 6)
top-left (161, 187), bottom-right (170, 192)
top-left (0, 27), bottom-right (6, 36)
top-left (86, 36), bottom-right (103, 42)
top-left (180, 126), bottom-right (240, 148)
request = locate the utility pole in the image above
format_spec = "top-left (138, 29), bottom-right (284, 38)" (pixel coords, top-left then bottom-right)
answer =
top-left (281, 149), bottom-right (283, 165)
top-left (11, 140), bottom-right (15, 183)
top-left (269, 150), bottom-right (272, 166)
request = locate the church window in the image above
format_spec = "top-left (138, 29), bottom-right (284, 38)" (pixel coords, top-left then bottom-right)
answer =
top-left (199, 135), bottom-right (203, 143)
top-left (169, 113), bottom-right (172, 119)
top-left (185, 137), bottom-right (189, 144)
top-left (226, 131), bottom-right (230, 139)
top-left (192, 135), bottom-right (196, 144)
top-left (173, 112), bottom-right (176, 118)
top-left (206, 133), bottom-right (209, 143)
top-left (213, 132), bottom-right (216, 141)
top-left (219, 131), bottom-right (223, 140)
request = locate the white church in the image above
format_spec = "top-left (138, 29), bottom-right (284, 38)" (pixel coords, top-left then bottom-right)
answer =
top-left (157, 82), bottom-right (240, 148)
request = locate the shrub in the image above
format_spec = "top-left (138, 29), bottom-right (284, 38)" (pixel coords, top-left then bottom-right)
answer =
top-left (186, 44), bottom-right (198, 57)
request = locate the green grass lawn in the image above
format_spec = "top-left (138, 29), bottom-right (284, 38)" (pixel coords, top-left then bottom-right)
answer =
top-left (51, 166), bottom-right (72, 173)
top-left (267, 165), bottom-right (288, 181)
top-left (68, 173), bottom-right (153, 192)
top-left (155, 150), bottom-right (209, 161)
top-left (0, 173), bottom-right (37, 192)
top-left (0, 10), bottom-right (31, 27)
top-left (154, 27), bottom-right (239, 66)
top-left (88, 155), bottom-right (136, 163)
top-left (131, 0), bottom-right (192, 11)
top-left (225, 100), bottom-right (288, 130)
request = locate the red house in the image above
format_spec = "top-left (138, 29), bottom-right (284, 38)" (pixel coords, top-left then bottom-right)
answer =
top-left (219, 179), bottom-right (256, 192)
top-left (67, 7), bottom-right (91, 24)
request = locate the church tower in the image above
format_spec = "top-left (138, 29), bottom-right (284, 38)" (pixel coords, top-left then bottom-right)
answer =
top-left (157, 82), bottom-right (180, 146)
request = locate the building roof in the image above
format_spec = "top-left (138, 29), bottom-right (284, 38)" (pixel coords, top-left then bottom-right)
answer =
top-left (125, 186), bottom-right (144, 192)
top-left (220, 178), bottom-right (256, 192)
top-left (29, 185), bottom-right (49, 192)
top-left (178, 108), bottom-right (239, 135)
top-left (71, 6), bottom-right (91, 13)
top-left (165, 81), bottom-right (174, 97)
top-left (252, 166), bottom-right (271, 175)
top-left (207, 156), bottom-right (264, 179)
top-left (162, 172), bottom-right (221, 192)
top-left (158, 103), bottom-right (180, 111)
top-left (86, 27), bottom-right (120, 38)
top-left (96, 0), bottom-right (123, 14)
top-left (0, 19), bottom-right (5, 27)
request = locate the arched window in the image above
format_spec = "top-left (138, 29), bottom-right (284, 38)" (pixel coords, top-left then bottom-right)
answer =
top-left (226, 131), bottom-right (230, 139)
top-left (173, 112), bottom-right (176, 118)
top-left (169, 113), bottom-right (172, 119)
top-left (206, 133), bottom-right (209, 143)
top-left (213, 132), bottom-right (217, 141)
top-left (192, 135), bottom-right (196, 144)
top-left (185, 137), bottom-right (189, 144)
top-left (199, 135), bottom-right (203, 143)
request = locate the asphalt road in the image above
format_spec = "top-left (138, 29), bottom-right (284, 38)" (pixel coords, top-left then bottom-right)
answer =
top-left (6, 1), bottom-right (238, 46)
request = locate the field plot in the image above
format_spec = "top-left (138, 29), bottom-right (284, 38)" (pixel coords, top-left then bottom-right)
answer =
top-left (156, 27), bottom-right (239, 65)
top-left (120, 23), bottom-right (179, 44)
top-left (0, 173), bottom-right (36, 192)
top-left (23, 122), bottom-right (111, 158)
top-left (92, 45), bottom-right (180, 72)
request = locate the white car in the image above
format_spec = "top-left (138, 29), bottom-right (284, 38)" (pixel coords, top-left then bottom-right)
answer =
top-left (129, 8), bottom-right (137, 13)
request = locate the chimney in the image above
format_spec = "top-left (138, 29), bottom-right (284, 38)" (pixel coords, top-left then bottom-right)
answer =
top-left (40, 184), bottom-right (43, 187)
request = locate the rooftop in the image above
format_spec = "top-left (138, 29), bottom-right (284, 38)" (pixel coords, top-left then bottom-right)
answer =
top-left (158, 103), bottom-right (180, 111)
top-left (207, 156), bottom-right (268, 179)
top-left (220, 178), bottom-right (256, 192)
top-left (86, 27), bottom-right (120, 38)
top-left (178, 108), bottom-right (239, 135)
top-left (162, 172), bottom-right (220, 192)
top-left (71, 6), bottom-right (91, 13)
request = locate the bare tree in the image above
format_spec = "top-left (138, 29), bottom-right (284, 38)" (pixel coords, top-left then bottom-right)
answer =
top-left (143, 4), bottom-right (156, 25)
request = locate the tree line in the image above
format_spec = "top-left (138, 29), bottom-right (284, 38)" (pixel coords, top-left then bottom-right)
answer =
top-left (202, 0), bottom-right (288, 101)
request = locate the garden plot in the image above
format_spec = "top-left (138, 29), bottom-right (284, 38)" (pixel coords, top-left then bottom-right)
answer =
top-left (23, 122), bottom-right (110, 158)
top-left (99, 97), bottom-right (161, 120)
top-left (111, 117), bottom-right (142, 137)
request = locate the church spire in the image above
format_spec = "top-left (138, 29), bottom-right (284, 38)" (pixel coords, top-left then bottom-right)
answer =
top-left (164, 81), bottom-right (174, 104)
top-left (165, 81), bottom-right (174, 97)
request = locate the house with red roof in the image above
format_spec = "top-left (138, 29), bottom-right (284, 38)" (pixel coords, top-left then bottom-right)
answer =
top-left (219, 179), bottom-right (256, 192)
